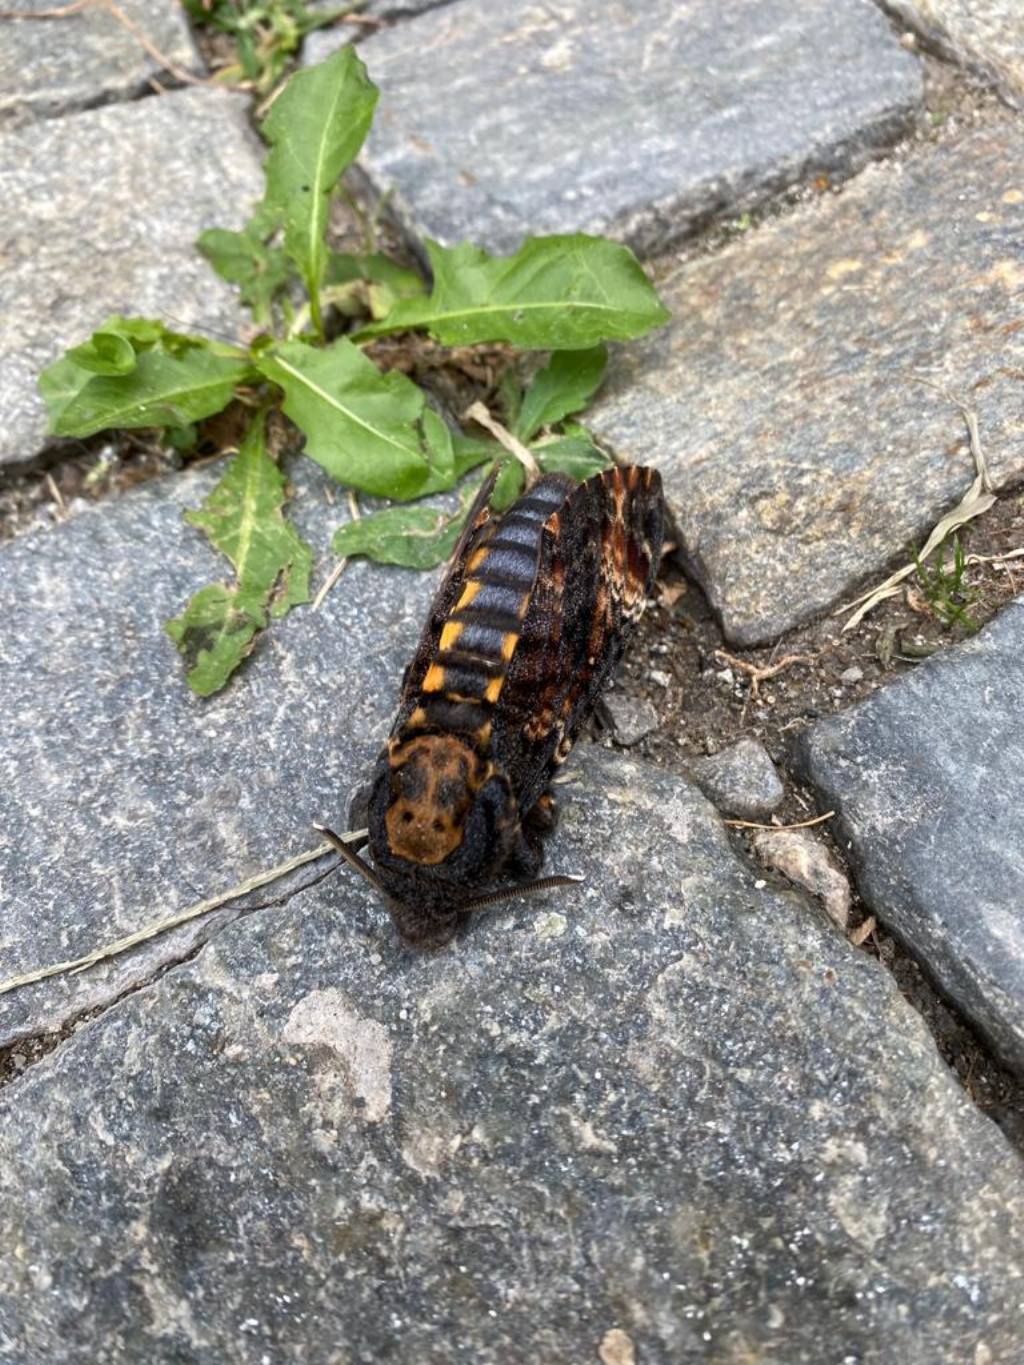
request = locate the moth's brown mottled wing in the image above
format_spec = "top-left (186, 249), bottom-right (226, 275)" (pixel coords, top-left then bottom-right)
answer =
top-left (492, 465), bottom-right (664, 812)
top-left (391, 466), bottom-right (500, 730)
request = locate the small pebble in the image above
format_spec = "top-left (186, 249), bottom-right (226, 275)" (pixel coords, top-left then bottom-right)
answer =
top-left (840, 665), bottom-right (864, 685)
top-left (649, 669), bottom-right (671, 689)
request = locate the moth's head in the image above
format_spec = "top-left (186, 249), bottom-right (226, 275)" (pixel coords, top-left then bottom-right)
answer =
top-left (313, 824), bottom-right (583, 952)
top-left (383, 734), bottom-right (493, 866)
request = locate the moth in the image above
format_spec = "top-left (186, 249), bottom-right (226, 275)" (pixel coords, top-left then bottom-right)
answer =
top-left (317, 463), bottom-right (664, 947)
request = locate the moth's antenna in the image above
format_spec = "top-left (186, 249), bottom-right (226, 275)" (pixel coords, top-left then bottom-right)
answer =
top-left (459, 873), bottom-right (583, 914)
top-left (313, 822), bottom-right (391, 897)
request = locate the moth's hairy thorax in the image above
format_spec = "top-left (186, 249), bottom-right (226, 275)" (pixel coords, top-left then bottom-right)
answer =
top-left (383, 734), bottom-right (493, 866)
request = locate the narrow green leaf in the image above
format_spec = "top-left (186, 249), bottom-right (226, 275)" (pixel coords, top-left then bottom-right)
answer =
top-left (257, 337), bottom-right (440, 499)
top-left (166, 411), bottom-right (313, 695)
top-left (421, 407), bottom-right (456, 488)
top-left (451, 432), bottom-right (499, 480)
top-left (41, 345), bottom-right (252, 438)
top-left (261, 47), bottom-right (378, 320)
top-left (331, 500), bottom-right (467, 570)
top-left (197, 204), bottom-right (292, 324)
top-left (533, 432), bottom-right (612, 481)
top-left (491, 458), bottom-right (525, 510)
top-left (353, 235), bottom-right (670, 349)
top-left (515, 346), bottom-right (607, 441)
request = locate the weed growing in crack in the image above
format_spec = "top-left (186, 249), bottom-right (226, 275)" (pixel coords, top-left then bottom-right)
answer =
top-left (37, 47), bottom-right (668, 696)
top-left (915, 532), bottom-right (978, 632)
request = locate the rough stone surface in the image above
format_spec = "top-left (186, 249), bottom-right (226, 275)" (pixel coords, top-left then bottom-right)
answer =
top-left (753, 828), bottom-right (852, 931)
top-left (1, 746), bottom-right (1023, 1361)
top-left (686, 738), bottom-right (784, 820)
top-left (306, 0), bottom-right (922, 257)
top-left (0, 88), bottom-right (264, 470)
top-left (590, 122), bottom-right (1024, 644)
top-left (0, 461), bottom-right (438, 1048)
top-left (883, 0), bottom-right (1024, 107)
top-left (793, 596), bottom-right (1024, 1077)
top-left (0, 0), bottom-right (203, 127)
top-left (602, 691), bottom-right (660, 747)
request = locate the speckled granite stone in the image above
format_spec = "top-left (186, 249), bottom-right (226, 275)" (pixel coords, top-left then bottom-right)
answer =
top-left (0, 747), bottom-right (1021, 1361)
top-left (306, 0), bottom-right (922, 256)
top-left (687, 737), bottom-right (785, 820)
top-left (0, 0), bottom-right (202, 127)
top-left (0, 88), bottom-right (263, 470)
top-left (589, 123), bottom-right (1024, 644)
top-left (0, 458), bottom-right (438, 1048)
top-left (793, 595), bottom-right (1024, 1076)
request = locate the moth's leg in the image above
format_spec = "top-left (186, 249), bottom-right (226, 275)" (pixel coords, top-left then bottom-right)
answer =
top-left (508, 826), bottom-right (544, 880)
top-left (524, 789), bottom-right (558, 835)
top-left (509, 790), bottom-right (558, 879)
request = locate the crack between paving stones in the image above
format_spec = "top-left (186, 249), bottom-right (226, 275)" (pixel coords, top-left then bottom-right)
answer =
top-left (723, 766), bottom-right (1024, 1156)
top-left (0, 857), bottom-right (340, 1093)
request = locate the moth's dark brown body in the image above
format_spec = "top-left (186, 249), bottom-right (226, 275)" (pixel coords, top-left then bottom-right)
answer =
top-left (350, 465), bottom-right (664, 946)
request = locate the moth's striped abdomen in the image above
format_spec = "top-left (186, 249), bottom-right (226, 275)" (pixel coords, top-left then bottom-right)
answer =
top-left (403, 477), bottom-right (572, 743)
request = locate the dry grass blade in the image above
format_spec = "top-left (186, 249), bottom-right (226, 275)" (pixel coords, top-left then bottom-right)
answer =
top-left (0, 830), bottom-right (369, 998)
top-left (967, 547), bottom-right (1024, 566)
top-left (313, 491), bottom-right (360, 610)
top-left (463, 401), bottom-right (540, 482)
top-left (724, 811), bottom-right (835, 831)
top-left (839, 387), bottom-right (996, 632)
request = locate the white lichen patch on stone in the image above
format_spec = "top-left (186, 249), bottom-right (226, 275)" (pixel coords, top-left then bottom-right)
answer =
top-left (599, 1327), bottom-right (636, 1365)
top-left (283, 988), bottom-right (393, 1123)
top-left (401, 1126), bottom-right (461, 1178)
top-left (534, 912), bottom-right (568, 939)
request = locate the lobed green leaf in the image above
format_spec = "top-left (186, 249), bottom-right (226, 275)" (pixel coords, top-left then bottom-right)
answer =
top-left (40, 342), bottom-right (252, 439)
top-left (197, 204), bottom-right (293, 325)
top-left (257, 337), bottom-right (456, 499)
top-left (165, 410), bottom-right (313, 695)
top-left (331, 499), bottom-right (468, 570)
top-left (353, 235), bottom-right (670, 349)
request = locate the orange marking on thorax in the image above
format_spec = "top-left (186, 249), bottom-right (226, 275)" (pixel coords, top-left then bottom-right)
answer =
top-left (385, 735), bottom-right (491, 865)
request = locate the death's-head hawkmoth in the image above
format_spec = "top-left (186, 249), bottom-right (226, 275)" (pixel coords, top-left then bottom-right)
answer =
top-left (318, 463), bottom-right (664, 947)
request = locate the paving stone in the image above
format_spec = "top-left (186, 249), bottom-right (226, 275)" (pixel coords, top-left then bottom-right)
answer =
top-left (1, 746), bottom-right (1023, 1361)
top-left (602, 691), bottom-right (660, 747)
top-left (0, 87), bottom-right (264, 471)
top-left (0, 0), bottom-right (203, 127)
top-left (590, 122), bottom-right (1024, 645)
top-left (305, 0), bottom-right (922, 257)
top-left (883, 1), bottom-right (1024, 108)
top-left (0, 459), bottom-right (439, 1049)
top-left (325, 0), bottom-right (455, 19)
top-left (793, 596), bottom-right (1024, 1077)
top-left (687, 737), bottom-right (784, 820)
